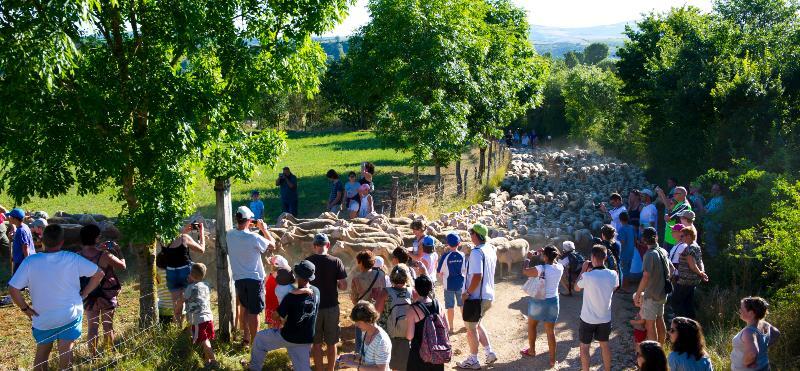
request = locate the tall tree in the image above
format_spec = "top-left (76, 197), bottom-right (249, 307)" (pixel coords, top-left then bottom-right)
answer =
top-left (583, 42), bottom-right (610, 65)
top-left (0, 0), bottom-right (348, 328)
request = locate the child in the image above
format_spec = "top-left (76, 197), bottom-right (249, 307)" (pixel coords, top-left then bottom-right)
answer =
top-left (357, 183), bottom-right (374, 218)
top-left (630, 293), bottom-right (647, 349)
top-left (156, 267), bottom-right (174, 324)
top-left (345, 171), bottom-right (361, 219)
top-left (184, 263), bottom-right (217, 368)
top-left (249, 190), bottom-right (265, 220)
top-left (618, 212), bottom-right (637, 292)
top-left (437, 232), bottom-right (466, 333)
top-left (264, 255), bottom-right (293, 329)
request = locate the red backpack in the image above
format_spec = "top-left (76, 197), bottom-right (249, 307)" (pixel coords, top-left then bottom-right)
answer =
top-left (415, 301), bottom-right (452, 364)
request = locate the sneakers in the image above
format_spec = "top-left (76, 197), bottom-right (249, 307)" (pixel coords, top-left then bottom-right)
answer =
top-left (457, 357), bottom-right (481, 369)
top-left (486, 352), bottom-right (498, 365)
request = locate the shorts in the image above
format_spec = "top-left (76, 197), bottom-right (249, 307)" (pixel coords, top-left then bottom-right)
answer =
top-left (465, 300), bottom-right (492, 330)
top-left (191, 320), bottom-right (216, 344)
top-left (166, 265), bottom-right (191, 292)
top-left (641, 297), bottom-right (666, 321)
top-left (314, 305), bottom-right (340, 345)
top-left (579, 320), bottom-right (611, 344)
top-left (235, 279), bottom-right (265, 315)
top-left (633, 328), bottom-right (647, 344)
top-left (443, 290), bottom-right (463, 309)
top-left (390, 337), bottom-right (410, 370)
top-left (348, 200), bottom-right (360, 212)
top-left (528, 296), bottom-right (559, 323)
top-left (33, 315), bottom-right (82, 344)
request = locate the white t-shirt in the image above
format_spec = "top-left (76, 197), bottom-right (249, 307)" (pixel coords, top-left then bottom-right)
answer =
top-left (577, 267), bottom-right (619, 324)
top-left (669, 243), bottom-right (687, 264)
top-left (466, 244), bottom-right (497, 300)
top-left (8, 251), bottom-right (99, 330)
top-left (226, 228), bottom-right (271, 281)
top-left (640, 204), bottom-right (658, 229)
top-left (609, 205), bottom-right (627, 232)
top-left (421, 252), bottom-right (439, 283)
top-left (533, 263), bottom-right (565, 299)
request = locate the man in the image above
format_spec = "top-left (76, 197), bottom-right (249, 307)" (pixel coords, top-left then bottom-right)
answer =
top-left (30, 218), bottom-right (48, 251)
top-left (325, 169), bottom-right (344, 214)
top-left (249, 190), bottom-right (265, 220)
top-left (226, 206), bottom-right (275, 346)
top-left (656, 186), bottom-right (691, 251)
top-left (575, 244), bottom-right (618, 371)
top-left (687, 182), bottom-right (706, 216)
top-left (703, 183), bottom-right (724, 256)
top-left (634, 227), bottom-right (673, 345)
top-left (248, 260), bottom-right (319, 371)
top-left (639, 189), bottom-right (658, 230)
top-left (275, 167), bottom-right (298, 216)
top-left (7, 208), bottom-right (35, 274)
top-left (8, 224), bottom-right (105, 371)
top-left (599, 193), bottom-right (627, 232)
top-left (437, 232), bottom-right (466, 332)
top-left (457, 223), bottom-right (498, 369)
top-left (305, 233), bottom-right (347, 371)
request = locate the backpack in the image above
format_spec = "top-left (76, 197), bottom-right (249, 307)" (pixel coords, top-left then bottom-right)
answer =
top-left (566, 251), bottom-right (585, 274)
top-left (386, 287), bottom-right (412, 338)
top-left (80, 251), bottom-right (122, 306)
top-left (415, 301), bottom-right (452, 364)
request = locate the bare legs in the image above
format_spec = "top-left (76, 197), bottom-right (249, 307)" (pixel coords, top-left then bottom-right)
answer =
top-left (527, 320), bottom-right (557, 366)
top-left (312, 343), bottom-right (336, 371)
top-left (170, 290), bottom-right (184, 327)
top-left (33, 340), bottom-right (75, 371)
top-left (645, 315), bottom-right (667, 344)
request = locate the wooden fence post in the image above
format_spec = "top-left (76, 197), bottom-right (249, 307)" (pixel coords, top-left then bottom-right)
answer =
top-left (463, 169), bottom-right (469, 200)
top-left (390, 176), bottom-right (399, 218)
top-left (214, 177), bottom-right (235, 342)
top-left (456, 160), bottom-right (463, 196)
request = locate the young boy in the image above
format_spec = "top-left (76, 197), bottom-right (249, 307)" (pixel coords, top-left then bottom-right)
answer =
top-left (184, 263), bottom-right (217, 368)
top-left (437, 232), bottom-right (465, 333)
top-left (249, 190), bottom-right (265, 220)
top-left (630, 293), bottom-right (647, 350)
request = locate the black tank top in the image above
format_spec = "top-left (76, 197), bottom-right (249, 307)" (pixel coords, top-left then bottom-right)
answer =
top-left (407, 300), bottom-right (444, 371)
top-left (163, 243), bottom-right (191, 268)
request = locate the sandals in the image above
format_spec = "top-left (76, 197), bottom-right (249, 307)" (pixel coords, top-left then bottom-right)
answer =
top-left (520, 348), bottom-right (535, 357)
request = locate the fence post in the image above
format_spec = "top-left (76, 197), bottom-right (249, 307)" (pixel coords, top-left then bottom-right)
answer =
top-left (463, 169), bottom-right (469, 200)
top-left (456, 160), bottom-right (463, 196)
top-left (390, 176), bottom-right (399, 218)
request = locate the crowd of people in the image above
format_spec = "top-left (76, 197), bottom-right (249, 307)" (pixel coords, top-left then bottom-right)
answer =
top-left (0, 170), bottom-right (781, 371)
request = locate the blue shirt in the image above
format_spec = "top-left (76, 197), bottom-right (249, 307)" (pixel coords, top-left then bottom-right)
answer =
top-left (12, 223), bottom-right (35, 266)
top-left (618, 225), bottom-right (636, 263)
top-left (668, 352), bottom-right (713, 371)
top-left (250, 200), bottom-right (265, 220)
top-left (437, 250), bottom-right (465, 292)
top-left (329, 180), bottom-right (343, 203)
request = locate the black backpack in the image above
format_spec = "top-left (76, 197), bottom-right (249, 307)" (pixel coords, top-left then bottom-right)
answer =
top-left (566, 251), bottom-right (585, 274)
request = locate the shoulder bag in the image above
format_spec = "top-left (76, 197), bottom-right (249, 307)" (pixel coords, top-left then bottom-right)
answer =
top-left (658, 248), bottom-right (673, 295)
top-left (462, 247), bottom-right (485, 322)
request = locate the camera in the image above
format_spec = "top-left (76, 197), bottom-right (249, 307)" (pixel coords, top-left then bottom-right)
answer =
top-left (105, 241), bottom-right (114, 250)
top-left (191, 222), bottom-right (200, 230)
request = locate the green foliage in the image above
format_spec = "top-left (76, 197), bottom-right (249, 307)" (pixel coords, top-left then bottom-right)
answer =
top-left (564, 50), bottom-right (583, 68)
top-left (526, 62), bottom-right (569, 137)
top-left (563, 65), bottom-right (622, 143)
top-left (582, 42), bottom-right (610, 64)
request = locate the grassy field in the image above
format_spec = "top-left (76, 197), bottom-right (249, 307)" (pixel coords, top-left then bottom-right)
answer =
top-left (0, 131), bottom-right (420, 222)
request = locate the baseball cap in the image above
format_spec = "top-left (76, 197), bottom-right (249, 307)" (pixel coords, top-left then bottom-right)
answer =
top-left (294, 260), bottom-right (316, 281)
top-left (562, 241), bottom-right (575, 253)
top-left (422, 235), bottom-right (436, 247)
top-left (31, 218), bottom-right (48, 228)
top-left (679, 210), bottom-right (696, 221)
top-left (374, 256), bottom-right (385, 269)
top-left (270, 255), bottom-right (291, 271)
top-left (641, 189), bottom-right (654, 199)
top-left (671, 223), bottom-right (686, 232)
top-left (446, 232), bottom-right (460, 247)
top-left (470, 223), bottom-right (488, 239)
top-left (313, 233), bottom-right (330, 246)
top-left (236, 206), bottom-right (255, 220)
top-left (5, 208), bottom-right (25, 220)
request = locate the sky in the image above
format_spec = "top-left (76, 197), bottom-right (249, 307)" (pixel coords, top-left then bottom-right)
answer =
top-left (323, 0), bottom-right (713, 37)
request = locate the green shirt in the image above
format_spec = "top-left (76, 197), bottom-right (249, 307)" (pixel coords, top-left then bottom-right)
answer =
top-left (664, 201), bottom-right (691, 245)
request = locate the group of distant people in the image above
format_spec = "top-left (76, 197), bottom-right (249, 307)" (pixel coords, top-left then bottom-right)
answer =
top-left (505, 129), bottom-right (539, 148)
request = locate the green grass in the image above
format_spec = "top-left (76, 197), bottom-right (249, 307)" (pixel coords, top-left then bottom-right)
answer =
top-left (0, 131), bottom-right (416, 222)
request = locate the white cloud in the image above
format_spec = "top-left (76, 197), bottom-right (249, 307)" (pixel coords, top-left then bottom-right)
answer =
top-left (323, 0), bottom-right (713, 36)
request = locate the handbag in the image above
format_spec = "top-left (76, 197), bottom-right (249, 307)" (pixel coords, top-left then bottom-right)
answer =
top-left (462, 247), bottom-right (485, 322)
top-left (522, 264), bottom-right (547, 299)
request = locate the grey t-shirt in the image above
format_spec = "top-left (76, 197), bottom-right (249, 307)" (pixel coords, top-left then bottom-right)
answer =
top-left (642, 246), bottom-right (669, 301)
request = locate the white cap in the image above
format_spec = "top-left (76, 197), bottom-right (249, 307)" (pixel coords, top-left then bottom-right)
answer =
top-left (562, 241), bottom-right (575, 253)
top-left (31, 218), bottom-right (48, 228)
top-left (236, 206), bottom-right (255, 220)
top-left (374, 256), bottom-right (384, 268)
top-left (270, 255), bottom-right (291, 271)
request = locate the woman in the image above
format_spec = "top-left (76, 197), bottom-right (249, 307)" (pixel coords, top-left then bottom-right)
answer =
top-left (668, 317), bottom-right (713, 370)
top-left (162, 222), bottom-right (206, 326)
top-left (345, 171), bottom-right (361, 219)
top-left (358, 183), bottom-right (374, 218)
top-left (382, 264), bottom-right (413, 371)
top-left (338, 301), bottom-right (392, 371)
top-left (731, 297), bottom-right (781, 371)
top-left (627, 189), bottom-right (643, 230)
top-left (406, 274), bottom-right (445, 371)
top-left (637, 340), bottom-right (668, 371)
top-left (79, 225), bottom-right (126, 356)
top-left (671, 226), bottom-right (708, 319)
top-left (351, 251), bottom-right (386, 352)
top-left (520, 245), bottom-right (563, 367)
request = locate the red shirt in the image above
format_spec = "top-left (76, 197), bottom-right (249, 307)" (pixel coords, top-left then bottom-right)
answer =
top-left (264, 274), bottom-right (281, 327)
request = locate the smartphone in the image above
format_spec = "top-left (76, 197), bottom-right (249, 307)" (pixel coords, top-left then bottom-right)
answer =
top-left (191, 222), bottom-right (200, 230)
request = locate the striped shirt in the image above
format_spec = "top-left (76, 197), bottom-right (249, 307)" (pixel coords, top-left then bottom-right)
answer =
top-left (156, 269), bottom-right (174, 316)
top-left (360, 326), bottom-right (392, 366)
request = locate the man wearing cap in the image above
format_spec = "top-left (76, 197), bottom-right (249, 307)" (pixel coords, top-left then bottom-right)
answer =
top-left (30, 218), bottom-right (48, 251)
top-left (6, 208), bottom-right (35, 274)
top-left (437, 232), bottom-right (466, 332)
top-left (249, 190), bottom-right (265, 220)
top-left (656, 186), bottom-right (692, 252)
top-left (275, 167), bottom-right (298, 216)
top-left (639, 189), bottom-right (658, 231)
top-left (306, 233), bottom-right (347, 371)
top-left (248, 260), bottom-right (320, 371)
top-left (458, 223), bottom-right (498, 369)
top-left (226, 206), bottom-right (275, 347)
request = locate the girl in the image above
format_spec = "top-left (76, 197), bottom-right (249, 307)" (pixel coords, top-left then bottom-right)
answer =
top-left (520, 245), bottom-right (563, 367)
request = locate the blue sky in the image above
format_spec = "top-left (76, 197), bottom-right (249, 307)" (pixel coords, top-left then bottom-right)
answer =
top-left (324, 0), bottom-right (713, 36)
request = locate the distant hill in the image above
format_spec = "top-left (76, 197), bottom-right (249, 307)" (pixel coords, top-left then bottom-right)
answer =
top-left (315, 36), bottom-right (350, 61)
top-left (529, 22), bottom-right (633, 58)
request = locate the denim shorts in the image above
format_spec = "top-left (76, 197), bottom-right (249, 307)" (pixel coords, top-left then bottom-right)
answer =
top-left (443, 290), bottom-right (463, 309)
top-left (528, 296), bottom-right (559, 323)
top-left (166, 265), bottom-right (191, 292)
top-left (33, 315), bottom-right (82, 344)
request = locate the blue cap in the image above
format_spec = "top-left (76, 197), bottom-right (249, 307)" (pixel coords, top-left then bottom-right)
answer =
top-left (422, 235), bottom-right (436, 247)
top-left (5, 208), bottom-right (25, 220)
top-left (446, 232), bottom-right (460, 247)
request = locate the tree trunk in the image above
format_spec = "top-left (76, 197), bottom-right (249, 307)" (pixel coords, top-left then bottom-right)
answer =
top-left (478, 148), bottom-right (486, 184)
top-left (413, 165), bottom-right (420, 195)
top-left (455, 160), bottom-right (463, 195)
top-left (434, 163), bottom-right (442, 200)
top-left (486, 140), bottom-right (493, 184)
top-left (214, 178), bottom-right (236, 342)
top-left (137, 241), bottom-right (158, 329)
